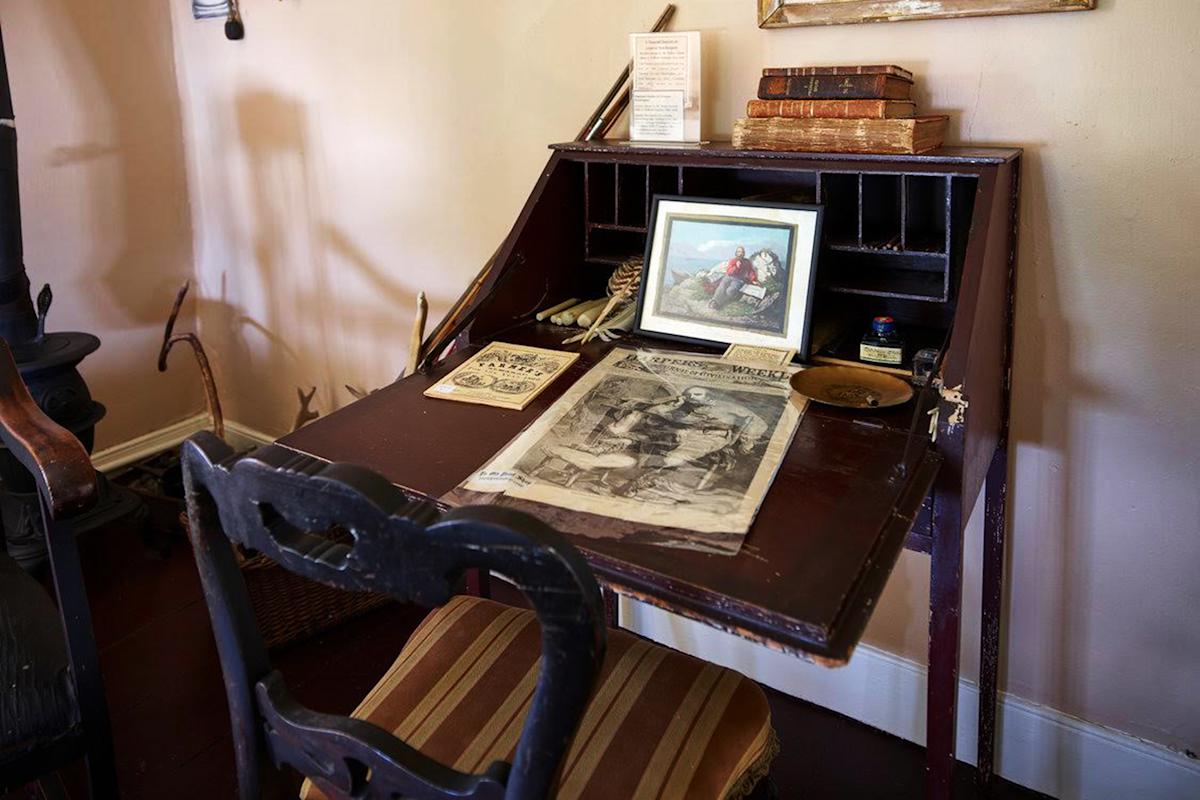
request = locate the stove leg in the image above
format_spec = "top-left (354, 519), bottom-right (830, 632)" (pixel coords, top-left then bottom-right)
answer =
top-left (1, 489), bottom-right (48, 571)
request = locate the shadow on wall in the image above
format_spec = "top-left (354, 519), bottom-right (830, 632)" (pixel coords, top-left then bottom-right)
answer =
top-left (1006, 146), bottom-right (1082, 795)
top-left (4, 0), bottom-right (201, 448)
top-left (47, 0), bottom-right (194, 327)
top-left (197, 90), bottom-right (418, 434)
top-left (224, 90), bottom-right (324, 431)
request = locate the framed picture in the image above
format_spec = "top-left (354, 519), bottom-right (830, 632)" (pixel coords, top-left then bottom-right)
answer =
top-left (758, 0), bottom-right (1095, 28)
top-left (635, 197), bottom-right (822, 357)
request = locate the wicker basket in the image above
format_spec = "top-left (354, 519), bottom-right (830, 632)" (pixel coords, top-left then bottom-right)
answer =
top-left (182, 513), bottom-right (390, 649)
top-left (236, 549), bottom-right (390, 649)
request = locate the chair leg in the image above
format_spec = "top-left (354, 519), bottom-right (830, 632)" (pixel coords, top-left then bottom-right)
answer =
top-left (465, 567), bottom-right (492, 598)
top-left (601, 585), bottom-right (619, 628)
top-left (41, 508), bottom-right (119, 798)
top-left (36, 774), bottom-right (69, 800)
top-left (744, 776), bottom-right (779, 800)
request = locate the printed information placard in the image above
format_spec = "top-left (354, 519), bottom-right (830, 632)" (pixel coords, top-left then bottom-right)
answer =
top-left (630, 31), bottom-right (701, 143)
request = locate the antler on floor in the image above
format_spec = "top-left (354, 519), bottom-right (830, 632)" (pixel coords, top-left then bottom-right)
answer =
top-left (158, 280), bottom-right (224, 439)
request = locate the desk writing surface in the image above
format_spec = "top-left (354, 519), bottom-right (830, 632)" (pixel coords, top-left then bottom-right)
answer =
top-left (279, 325), bottom-right (939, 661)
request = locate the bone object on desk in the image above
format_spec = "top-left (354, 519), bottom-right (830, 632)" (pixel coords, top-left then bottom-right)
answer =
top-left (537, 297), bottom-right (580, 322)
top-left (553, 298), bottom-right (606, 326)
top-left (348, 293), bottom-right (428, 400)
top-left (570, 298), bottom-right (610, 325)
top-left (577, 301), bottom-right (613, 328)
top-left (402, 292), bottom-right (428, 379)
top-left (550, 299), bottom-right (593, 325)
top-left (561, 304), bottom-right (635, 345)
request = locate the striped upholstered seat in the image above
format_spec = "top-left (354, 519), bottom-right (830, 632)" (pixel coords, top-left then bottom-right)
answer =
top-left (303, 595), bottom-right (777, 800)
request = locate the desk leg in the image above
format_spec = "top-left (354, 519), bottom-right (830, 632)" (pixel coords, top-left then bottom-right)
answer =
top-left (466, 568), bottom-right (492, 599)
top-left (978, 445), bottom-right (1008, 785)
top-left (927, 484), bottom-right (965, 800)
top-left (602, 585), bottom-right (620, 629)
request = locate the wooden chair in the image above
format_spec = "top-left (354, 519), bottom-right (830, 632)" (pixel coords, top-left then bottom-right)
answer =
top-left (182, 431), bottom-right (779, 800)
top-left (0, 339), bottom-right (117, 795)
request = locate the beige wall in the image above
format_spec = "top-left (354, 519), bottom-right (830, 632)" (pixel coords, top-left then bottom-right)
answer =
top-left (169, 0), bottom-right (1199, 756)
top-left (1, 1), bottom-right (200, 449)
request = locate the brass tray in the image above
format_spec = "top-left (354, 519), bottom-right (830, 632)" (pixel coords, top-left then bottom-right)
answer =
top-left (790, 366), bottom-right (914, 409)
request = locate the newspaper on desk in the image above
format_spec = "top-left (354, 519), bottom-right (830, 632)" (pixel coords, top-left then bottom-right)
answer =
top-left (444, 348), bottom-right (807, 555)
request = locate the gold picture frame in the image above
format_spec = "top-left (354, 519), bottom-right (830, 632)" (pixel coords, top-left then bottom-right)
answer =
top-left (758, 0), bottom-right (1095, 28)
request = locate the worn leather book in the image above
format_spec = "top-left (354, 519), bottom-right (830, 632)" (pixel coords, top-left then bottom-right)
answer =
top-left (758, 74), bottom-right (913, 100)
top-left (732, 116), bottom-right (948, 155)
top-left (763, 65), bottom-right (914, 82)
top-left (747, 99), bottom-right (916, 119)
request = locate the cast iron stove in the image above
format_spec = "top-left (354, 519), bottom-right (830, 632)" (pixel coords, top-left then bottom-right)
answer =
top-left (0, 26), bottom-right (141, 568)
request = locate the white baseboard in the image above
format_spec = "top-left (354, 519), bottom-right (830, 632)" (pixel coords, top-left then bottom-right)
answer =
top-left (91, 413), bottom-right (211, 472)
top-left (619, 598), bottom-right (1200, 800)
top-left (223, 420), bottom-right (275, 450)
top-left (91, 415), bottom-right (275, 473)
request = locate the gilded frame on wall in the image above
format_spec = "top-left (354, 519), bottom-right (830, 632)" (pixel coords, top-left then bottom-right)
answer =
top-left (758, 0), bottom-right (1095, 28)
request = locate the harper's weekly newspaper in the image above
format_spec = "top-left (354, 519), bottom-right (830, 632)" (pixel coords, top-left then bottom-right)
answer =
top-left (445, 348), bottom-right (807, 555)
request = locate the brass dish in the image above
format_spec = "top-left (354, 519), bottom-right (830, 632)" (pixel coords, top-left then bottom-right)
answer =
top-left (790, 365), bottom-right (914, 409)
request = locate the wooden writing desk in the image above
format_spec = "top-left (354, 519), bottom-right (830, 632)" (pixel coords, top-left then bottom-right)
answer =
top-left (281, 328), bottom-right (940, 660)
top-left (281, 141), bottom-right (1021, 800)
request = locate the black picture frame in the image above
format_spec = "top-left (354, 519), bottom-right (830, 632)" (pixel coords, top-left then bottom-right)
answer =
top-left (634, 195), bottom-right (824, 359)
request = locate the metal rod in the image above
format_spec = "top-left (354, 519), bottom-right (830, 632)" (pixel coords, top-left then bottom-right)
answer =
top-left (597, 86), bottom-right (632, 140)
top-left (576, 4), bottom-right (675, 141)
top-left (419, 5), bottom-right (676, 370)
top-left (416, 244), bottom-right (502, 372)
top-left (578, 72), bottom-right (632, 142)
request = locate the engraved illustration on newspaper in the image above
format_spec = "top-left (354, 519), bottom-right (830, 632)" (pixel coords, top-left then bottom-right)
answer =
top-left (456, 348), bottom-right (806, 551)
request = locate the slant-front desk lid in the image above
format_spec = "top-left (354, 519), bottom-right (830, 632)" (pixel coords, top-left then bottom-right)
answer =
top-left (279, 327), bottom-right (940, 663)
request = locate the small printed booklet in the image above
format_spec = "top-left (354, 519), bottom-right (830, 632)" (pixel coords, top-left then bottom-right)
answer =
top-left (423, 342), bottom-right (579, 411)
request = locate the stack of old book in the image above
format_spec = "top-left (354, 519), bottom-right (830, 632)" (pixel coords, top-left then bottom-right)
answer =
top-left (732, 65), bottom-right (948, 155)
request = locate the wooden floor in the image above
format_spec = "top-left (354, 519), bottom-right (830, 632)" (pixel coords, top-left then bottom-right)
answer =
top-left (6, 521), bottom-right (1046, 800)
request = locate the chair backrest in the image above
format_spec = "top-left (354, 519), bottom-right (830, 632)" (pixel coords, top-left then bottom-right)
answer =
top-left (0, 337), bottom-right (116, 795)
top-left (181, 432), bottom-right (606, 800)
